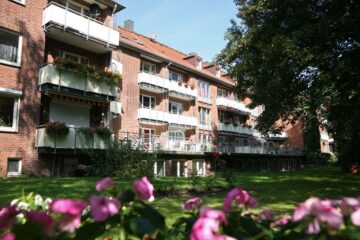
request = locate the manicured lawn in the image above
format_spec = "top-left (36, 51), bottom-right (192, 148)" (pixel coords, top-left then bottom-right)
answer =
top-left (1, 166), bottom-right (359, 225)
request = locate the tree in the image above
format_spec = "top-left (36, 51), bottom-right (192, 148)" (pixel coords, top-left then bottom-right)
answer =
top-left (218, 0), bottom-right (360, 165)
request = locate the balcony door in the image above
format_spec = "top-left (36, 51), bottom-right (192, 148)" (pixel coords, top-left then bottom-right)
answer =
top-left (140, 128), bottom-right (155, 150)
top-left (49, 100), bottom-right (90, 127)
top-left (139, 95), bottom-right (156, 109)
top-left (168, 131), bottom-right (184, 150)
top-left (169, 101), bottom-right (183, 115)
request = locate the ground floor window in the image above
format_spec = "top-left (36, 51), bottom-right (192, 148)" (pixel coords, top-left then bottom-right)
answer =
top-left (193, 160), bottom-right (205, 176)
top-left (154, 161), bottom-right (166, 177)
top-left (7, 158), bottom-right (22, 176)
top-left (0, 88), bottom-right (21, 132)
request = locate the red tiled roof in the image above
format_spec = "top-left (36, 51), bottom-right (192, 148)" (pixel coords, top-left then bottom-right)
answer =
top-left (118, 27), bottom-right (235, 87)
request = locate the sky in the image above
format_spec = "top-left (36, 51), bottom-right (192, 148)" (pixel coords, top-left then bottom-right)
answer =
top-left (115, 0), bottom-right (238, 62)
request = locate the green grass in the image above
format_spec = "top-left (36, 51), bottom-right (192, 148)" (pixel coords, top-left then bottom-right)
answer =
top-left (1, 166), bottom-right (359, 225)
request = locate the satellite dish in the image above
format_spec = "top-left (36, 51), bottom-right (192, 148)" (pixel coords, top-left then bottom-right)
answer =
top-left (89, 4), bottom-right (101, 17)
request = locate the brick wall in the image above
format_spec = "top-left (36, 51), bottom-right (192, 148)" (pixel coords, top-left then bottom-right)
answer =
top-left (0, 0), bottom-right (47, 176)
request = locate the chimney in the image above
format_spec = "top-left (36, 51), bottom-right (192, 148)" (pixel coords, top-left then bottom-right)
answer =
top-left (149, 32), bottom-right (157, 41)
top-left (124, 19), bottom-right (134, 32)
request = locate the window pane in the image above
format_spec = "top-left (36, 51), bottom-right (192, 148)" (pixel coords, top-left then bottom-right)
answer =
top-left (0, 30), bottom-right (19, 63)
top-left (150, 97), bottom-right (155, 109)
top-left (0, 96), bottom-right (14, 127)
top-left (7, 159), bottom-right (20, 173)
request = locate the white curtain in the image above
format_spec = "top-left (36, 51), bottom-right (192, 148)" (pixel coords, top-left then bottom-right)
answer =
top-left (0, 30), bottom-right (18, 63)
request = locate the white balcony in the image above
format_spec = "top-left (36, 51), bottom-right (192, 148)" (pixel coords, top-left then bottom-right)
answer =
top-left (138, 72), bottom-right (169, 93)
top-left (168, 81), bottom-right (197, 100)
top-left (168, 114), bottom-right (198, 128)
top-left (216, 97), bottom-right (251, 114)
top-left (42, 2), bottom-right (120, 53)
top-left (198, 124), bottom-right (212, 131)
top-left (39, 64), bottom-right (118, 100)
top-left (198, 97), bottom-right (212, 105)
top-left (35, 126), bottom-right (109, 151)
top-left (267, 132), bottom-right (288, 140)
top-left (137, 108), bottom-right (169, 124)
top-left (217, 122), bottom-right (254, 135)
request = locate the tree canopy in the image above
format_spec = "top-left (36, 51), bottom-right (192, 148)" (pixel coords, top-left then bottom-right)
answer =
top-left (218, 0), bottom-right (360, 163)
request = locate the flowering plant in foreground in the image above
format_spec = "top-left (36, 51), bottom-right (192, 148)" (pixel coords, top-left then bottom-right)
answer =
top-left (1, 178), bottom-right (360, 240)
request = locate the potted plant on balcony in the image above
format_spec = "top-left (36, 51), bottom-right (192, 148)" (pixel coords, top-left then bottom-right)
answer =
top-left (95, 127), bottom-right (112, 139)
top-left (78, 127), bottom-right (94, 138)
top-left (45, 121), bottom-right (69, 135)
top-left (233, 122), bottom-right (239, 127)
top-left (189, 82), bottom-right (195, 89)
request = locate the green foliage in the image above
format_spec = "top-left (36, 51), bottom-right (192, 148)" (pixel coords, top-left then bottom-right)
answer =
top-left (222, 168), bottom-right (237, 189)
top-left (203, 174), bottom-right (218, 190)
top-left (218, 0), bottom-right (360, 164)
top-left (44, 121), bottom-right (69, 135)
top-left (153, 178), bottom-right (177, 195)
top-left (188, 169), bottom-right (201, 191)
top-left (94, 127), bottom-right (112, 139)
top-left (90, 139), bottom-right (155, 178)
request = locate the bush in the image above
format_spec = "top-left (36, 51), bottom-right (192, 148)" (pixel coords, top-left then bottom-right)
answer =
top-left (90, 139), bottom-right (155, 178)
top-left (188, 169), bottom-right (202, 191)
top-left (222, 168), bottom-right (237, 189)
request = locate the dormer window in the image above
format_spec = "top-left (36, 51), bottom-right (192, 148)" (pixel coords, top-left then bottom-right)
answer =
top-left (216, 69), bottom-right (221, 78)
top-left (195, 59), bottom-right (202, 69)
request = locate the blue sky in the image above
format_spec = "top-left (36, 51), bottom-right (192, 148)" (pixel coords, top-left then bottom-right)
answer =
top-left (115, 0), bottom-right (237, 62)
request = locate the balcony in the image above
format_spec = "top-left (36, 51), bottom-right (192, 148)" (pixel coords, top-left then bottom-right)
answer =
top-left (42, 2), bottom-right (120, 53)
top-left (138, 72), bottom-right (169, 93)
top-left (168, 114), bottom-right (198, 128)
top-left (216, 97), bottom-right (251, 115)
top-left (168, 81), bottom-right (197, 101)
top-left (137, 72), bottom-right (197, 100)
top-left (198, 124), bottom-right (212, 131)
top-left (35, 126), bottom-right (109, 153)
top-left (217, 122), bottom-right (254, 135)
top-left (137, 108), bottom-right (169, 124)
top-left (267, 132), bottom-right (288, 140)
top-left (217, 143), bottom-right (302, 156)
top-left (39, 64), bottom-right (118, 101)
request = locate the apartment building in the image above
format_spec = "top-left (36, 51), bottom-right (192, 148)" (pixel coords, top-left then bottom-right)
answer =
top-left (0, 0), bottom-right (124, 176)
top-left (0, 0), bottom-right (303, 177)
top-left (115, 22), bottom-right (304, 177)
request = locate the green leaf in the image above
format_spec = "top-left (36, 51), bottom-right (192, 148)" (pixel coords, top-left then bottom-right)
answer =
top-left (129, 217), bottom-right (156, 237)
top-left (74, 222), bottom-right (105, 240)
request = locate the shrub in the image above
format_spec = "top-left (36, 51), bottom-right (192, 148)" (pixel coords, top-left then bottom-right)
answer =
top-left (44, 121), bottom-right (69, 135)
top-left (222, 168), bottom-right (237, 189)
top-left (188, 169), bottom-right (202, 191)
top-left (94, 127), bottom-right (112, 139)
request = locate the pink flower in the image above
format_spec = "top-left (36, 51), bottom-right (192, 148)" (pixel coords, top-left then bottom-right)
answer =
top-left (1, 233), bottom-right (15, 240)
top-left (340, 197), bottom-right (360, 215)
top-left (273, 216), bottom-right (291, 227)
top-left (50, 199), bottom-right (87, 233)
top-left (315, 205), bottom-right (343, 229)
top-left (96, 177), bottom-right (115, 192)
top-left (223, 188), bottom-right (257, 212)
top-left (199, 206), bottom-right (227, 224)
top-left (190, 217), bottom-right (220, 240)
top-left (183, 198), bottom-right (203, 211)
top-left (90, 195), bottom-right (120, 222)
top-left (259, 209), bottom-right (275, 221)
top-left (307, 219), bottom-right (321, 234)
top-left (26, 211), bottom-right (54, 235)
top-left (351, 208), bottom-right (360, 226)
top-left (0, 206), bottom-right (17, 231)
top-left (132, 176), bottom-right (154, 201)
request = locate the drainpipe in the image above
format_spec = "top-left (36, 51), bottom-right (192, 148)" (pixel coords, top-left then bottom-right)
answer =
top-left (164, 62), bottom-right (173, 133)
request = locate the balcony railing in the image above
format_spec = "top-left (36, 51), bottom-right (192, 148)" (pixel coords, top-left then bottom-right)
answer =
top-left (216, 97), bottom-right (251, 114)
top-left (267, 132), bottom-right (289, 140)
top-left (42, 2), bottom-right (119, 47)
top-left (168, 114), bottom-right (198, 128)
top-left (39, 64), bottom-right (118, 99)
top-left (137, 108), bottom-right (169, 124)
top-left (217, 122), bottom-right (254, 135)
top-left (35, 126), bottom-right (109, 151)
top-left (138, 72), bottom-right (197, 99)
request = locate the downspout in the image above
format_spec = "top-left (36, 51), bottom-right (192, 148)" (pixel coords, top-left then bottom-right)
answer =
top-left (164, 62), bottom-right (173, 133)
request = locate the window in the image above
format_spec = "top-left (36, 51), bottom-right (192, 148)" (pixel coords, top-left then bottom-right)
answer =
top-left (139, 95), bottom-right (155, 109)
top-left (0, 88), bottom-right (21, 132)
top-left (62, 51), bottom-right (89, 64)
top-left (141, 61), bottom-right (156, 74)
top-left (169, 131), bottom-right (185, 149)
top-left (195, 59), bottom-right (202, 69)
top-left (7, 158), bottom-right (22, 176)
top-left (217, 89), bottom-right (228, 98)
top-left (199, 107), bottom-right (211, 125)
top-left (216, 69), bottom-right (221, 78)
top-left (198, 80), bottom-right (211, 99)
top-left (218, 110), bottom-right (225, 123)
top-left (67, 1), bottom-right (90, 16)
top-left (0, 29), bottom-right (22, 66)
top-left (194, 160), bottom-right (205, 176)
top-left (169, 102), bottom-right (183, 115)
top-left (169, 71), bottom-right (183, 82)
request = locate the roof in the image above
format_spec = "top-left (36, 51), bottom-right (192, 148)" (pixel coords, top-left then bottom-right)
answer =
top-left (118, 27), bottom-right (235, 88)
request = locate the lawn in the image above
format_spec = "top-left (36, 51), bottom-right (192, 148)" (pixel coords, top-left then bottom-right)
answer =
top-left (1, 166), bottom-right (359, 225)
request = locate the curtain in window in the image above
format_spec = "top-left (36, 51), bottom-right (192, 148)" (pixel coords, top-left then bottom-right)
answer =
top-left (0, 31), bottom-right (19, 63)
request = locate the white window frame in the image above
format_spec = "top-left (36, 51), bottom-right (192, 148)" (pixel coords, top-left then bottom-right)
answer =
top-left (195, 59), bottom-right (202, 69)
top-left (198, 80), bottom-right (211, 99)
top-left (218, 88), bottom-right (228, 98)
top-left (199, 107), bottom-right (211, 126)
top-left (0, 28), bottom-right (23, 67)
top-left (169, 71), bottom-right (183, 82)
top-left (0, 87), bottom-right (22, 133)
top-left (169, 101), bottom-right (183, 115)
top-left (6, 158), bottom-right (22, 177)
top-left (139, 94), bottom-right (156, 109)
top-left (141, 61), bottom-right (156, 74)
top-left (194, 160), bottom-right (205, 176)
top-left (216, 69), bottom-right (221, 78)
top-left (60, 50), bottom-right (89, 64)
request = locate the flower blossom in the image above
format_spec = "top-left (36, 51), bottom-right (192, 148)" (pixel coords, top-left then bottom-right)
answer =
top-left (183, 198), bottom-right (203, 211)
top-left (292, 197), bottom-right (344, 234)
top-left (90, 195), bottom-right (121, 222)
top-left (96, 177), bottom-right (115, 192)
top-left (132, 176), bottom-right (154, 202)
top-left (259, 209), bottom-right (275, 221)
top-left (50, 199), bottom-right (87, 233)
top-left (0, 206), bottom-right (18, 231)
top-left (1, 233), bottom-right (15, 240)
top-left (223, 188), bottom-right (257, 212)
top-left (200, 206), bottom-right (228, 224)
top-left (26, 211), bottom-right (54, 235)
